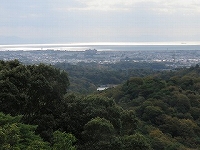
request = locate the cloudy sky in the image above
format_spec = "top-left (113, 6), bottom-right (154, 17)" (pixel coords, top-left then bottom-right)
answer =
top-left (0, 0), bottom-right (200, 44)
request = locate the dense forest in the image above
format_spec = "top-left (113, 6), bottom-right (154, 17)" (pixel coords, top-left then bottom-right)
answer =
top-left (54, 61), bottom-right (165, 94)
top-left (1, 60), bottom-right (200, 149)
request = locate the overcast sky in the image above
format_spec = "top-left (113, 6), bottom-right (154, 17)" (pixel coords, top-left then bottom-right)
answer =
top-left (1, 0), bottom-right (200, 44)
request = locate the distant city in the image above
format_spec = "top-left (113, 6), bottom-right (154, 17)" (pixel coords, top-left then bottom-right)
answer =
top-left (1, 48), bottom-right (200, 68)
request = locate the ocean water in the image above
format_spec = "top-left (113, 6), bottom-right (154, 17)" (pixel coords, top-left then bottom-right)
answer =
top-left (0, 43), bottom-right (200, 51)
top-left (90, 45), bottom-right (200, 51)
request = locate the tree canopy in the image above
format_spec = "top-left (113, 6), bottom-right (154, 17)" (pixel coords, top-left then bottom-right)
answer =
top-left (2, 60), bottom-right (200, 149)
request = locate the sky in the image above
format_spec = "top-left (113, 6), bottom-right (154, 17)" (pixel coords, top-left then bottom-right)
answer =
top-left (0, 0), bottom-right (200, 44)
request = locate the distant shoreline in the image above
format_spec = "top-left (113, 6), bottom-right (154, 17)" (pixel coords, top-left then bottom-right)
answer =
top-left (0, 42), bottom-right (200, 51)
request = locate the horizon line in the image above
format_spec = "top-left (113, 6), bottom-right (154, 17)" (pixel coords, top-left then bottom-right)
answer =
top-left (1, 42), bottom-right (200, 51)
top-left (1, 41), bottom-right (200, 47)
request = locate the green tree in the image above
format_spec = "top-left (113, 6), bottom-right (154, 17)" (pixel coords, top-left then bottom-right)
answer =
top-left (52, 130), bottom-right (76, 150)
top-left (149, 128), bottom-right (184, 150)
top-left (121, 110), bottom-right (138, 135)
top-left (174, 94), bottom-right (191, 113)
top-left (122, 133), bottom-right (152, 150)
top-left (81, 117), bottom-right (117, 150)
top-left (142, 106), bottom-right (163, 124)
top-left (0, 112), bottom-right (50, 150)
top-left (60, 95), bottom-right (123, 140)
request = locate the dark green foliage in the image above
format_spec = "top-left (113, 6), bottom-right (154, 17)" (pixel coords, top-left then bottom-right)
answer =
top-left (0, 61), bottom-right (69, 116)
top-left (54, 62), bottom-right (158, 94)
top-left (0, 112), bottom-right (51, 150)
top-left (121, 110), bottom-right (138, 135)
top-left (142, 106), bottom-right (163, 123)
top-left (122, 133), bottom-right (152, 150)
top-left (81, 117), bottom-right (115, 150)
top-left (0, 112), bottom-right (76, 150)
top-left (52, 131), bottom-right (76, 150)
top-left (0, 60), bottom-right (70, 141)
top-left (101, 65), bottom-right (200, 149)
top-left (2, 60), bottom-right (200, 149)
top-left (149, 128), bottom-right (184, 150)
top-left (60, 95), bottom-right (124, 140)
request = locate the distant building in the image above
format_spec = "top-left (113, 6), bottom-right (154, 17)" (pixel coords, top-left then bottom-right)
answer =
top-left (84, 49), bottom-right (97, 55)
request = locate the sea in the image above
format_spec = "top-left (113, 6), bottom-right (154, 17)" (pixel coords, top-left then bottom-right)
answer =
top-left (0, 42), bottom-right (200, 51)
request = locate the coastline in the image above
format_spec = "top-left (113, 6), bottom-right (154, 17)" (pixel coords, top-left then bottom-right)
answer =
top-left (0, 42), bottom-right (200, 51)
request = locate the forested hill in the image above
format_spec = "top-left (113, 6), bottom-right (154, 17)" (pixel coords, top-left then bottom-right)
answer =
top-left (54, 61), bottom-right (162, 94)
top-left (1, 60), bottom-right (200, 149)
top-left (100, 64), bottom-right (200, 149)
